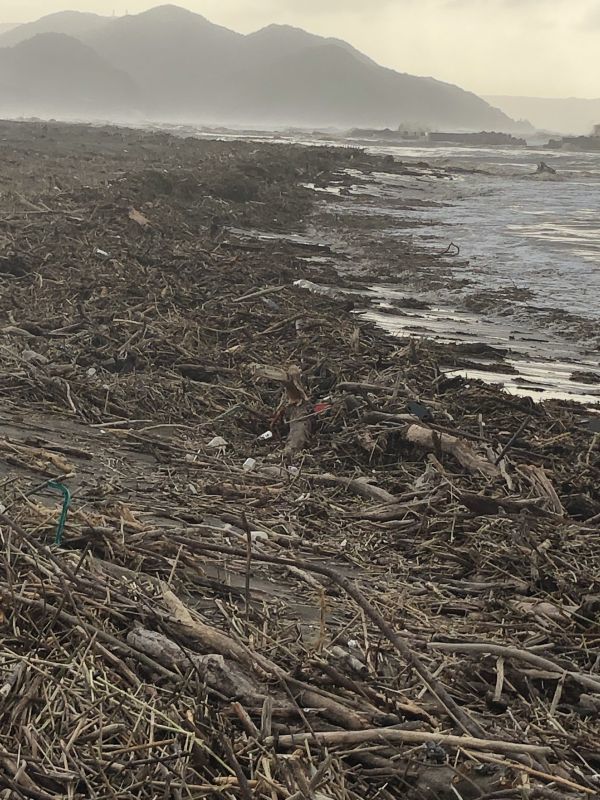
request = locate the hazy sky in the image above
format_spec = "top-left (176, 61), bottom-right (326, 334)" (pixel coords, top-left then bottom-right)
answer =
top-left (3, 0), bottom-right (599, 97)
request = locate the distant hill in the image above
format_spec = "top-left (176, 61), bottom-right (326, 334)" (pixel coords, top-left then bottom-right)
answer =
top-left (0, 4), bottom-right (522, 131)
top-left (241, 24), bottom-right (377, 70)
top-left (486, 95), bottom-right (600, 135)
top-left (0, 11), bottom-right (108, 47)
top-left (0, 33), bottom-right (140, 117)
top-left (226, 43), bottom-right (519, 129)
top-left (0, 23), bottom-right (20, 35)
top-left (82, 5), bottom-right (243, 115)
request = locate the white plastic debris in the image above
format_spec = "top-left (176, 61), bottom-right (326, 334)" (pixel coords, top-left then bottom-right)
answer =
top-left (86, 367), bottom-right (97, 378)
top-left (294, 279), bottom-right (344, 300)
top-left (207, 436), bottom-right (228, 449)
top-left (94, 248), bottom-right (110, 258)
top-left (243, 457), bottom-right (257, 472)
top-left (257, 430), bottom-right (273, 441)
top-left (287, 466), bottom-right (300, 477)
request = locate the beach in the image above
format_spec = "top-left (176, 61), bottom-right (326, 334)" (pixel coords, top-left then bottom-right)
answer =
top-left (0, 119), bottom-right (598, 799)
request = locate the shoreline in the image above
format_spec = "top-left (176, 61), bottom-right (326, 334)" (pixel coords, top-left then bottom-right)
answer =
top-left (292, 146), bottom-right (600, 406)
top-left (0, 119), bottom-right (598, 799)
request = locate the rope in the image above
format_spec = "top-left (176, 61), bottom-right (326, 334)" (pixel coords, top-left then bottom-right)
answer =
top-left (47, 481), bottom-right (72, 546)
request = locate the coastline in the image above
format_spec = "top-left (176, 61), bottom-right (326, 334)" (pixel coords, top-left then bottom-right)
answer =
top-left (295, 141), bottom-right (600, 405)
top-left (0, 119), bottom-right (598, 798)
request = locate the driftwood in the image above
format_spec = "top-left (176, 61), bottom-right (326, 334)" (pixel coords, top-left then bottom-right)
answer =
top-left (284, 402), bottom-right (313, 458)
top-left (517, 464), bottom-right (565, 515)
top-left (158, 588), bottom-right (374, 730)
top-left (260, 466), bottom-right (397, 504)
top-left (459, 491), bottom-right (557, 517)
top-left (0, 121), bottom-right (597, 800)
top-left (173, 539), bottom-right (487, 739)
top-left (401, 423), bottom-right (500, 477)
top-left (270, 728), bottom-right (551, 757)
top-left (127, 628), bottom-right (278, 706)
top-left (429, 641), bottom-right (600, 694)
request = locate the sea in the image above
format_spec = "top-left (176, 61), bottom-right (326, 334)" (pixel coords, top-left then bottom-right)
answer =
top-left (358, 143), bottom-right (600, 320)
top-left (331, 140), bottom-right (600, 405)
top-left (165, 124), bottom-right (600, 404)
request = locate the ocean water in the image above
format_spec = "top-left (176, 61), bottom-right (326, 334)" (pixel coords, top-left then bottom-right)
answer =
top-left (324, 141), bottom-right (600, 404)
top-left (175, 123), bottom-right (600, 402)
top-left (358, 143), bottom-right (600, 322)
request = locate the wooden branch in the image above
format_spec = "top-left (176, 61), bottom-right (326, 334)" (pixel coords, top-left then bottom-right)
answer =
top-left (402, 424), bottom-right (499, 477)
top-left (463, 751), bottom-right (597, 797)
top-left (159, 588), bottom-right (371, 731)
top-left (517, 465), bottom-right (564, 516)
top-left (459, 491), bottom-right (556, 518)
top-left (127, 628), bottom-right (274, 707)
top-left (175, 538), bottom-right (487, 738)
top-left (269, 727), bottom-right (551, 757)
top-left (429, 642), bottom-right (600, 694)
top-left (338, 382), bottom-right (397, 396)
top-left (308, 473), bottom-right (397, 504)
top-left (284, 403), bottom-right (313, 459)
top-left (259, 467), bottom-right (397, 504)
top-left (361, 415), bottom-right (499, 476)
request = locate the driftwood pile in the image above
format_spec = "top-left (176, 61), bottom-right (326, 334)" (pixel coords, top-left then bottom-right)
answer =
top-left (0, 120), bottom-right (598, 799)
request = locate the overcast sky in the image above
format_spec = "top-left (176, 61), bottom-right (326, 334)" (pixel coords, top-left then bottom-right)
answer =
top-left (3, 0), bottom-right (598, 98)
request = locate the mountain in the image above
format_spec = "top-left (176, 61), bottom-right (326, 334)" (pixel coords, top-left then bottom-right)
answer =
top-left (82, 5), bottom-right (243, 115)
top-left (0, 33), bottom-right (140, 117)
top-left (0, 23), bottom-right (20, 35)
top-left (227, 43), bottom-right (519, 130)
top-left (0, 4), bottom-right (521, 132)
top-left (486, 95), bottom-right (600, 135)
top-left (0, 11), bottom-right (108, 47)
top-left (82, 5), bottom-right (519, 129)
top-left (242, 24), bottom-right (377, 69)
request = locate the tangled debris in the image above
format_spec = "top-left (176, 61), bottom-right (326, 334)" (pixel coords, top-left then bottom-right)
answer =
top-left (0, 120), bottom-right (598, 799)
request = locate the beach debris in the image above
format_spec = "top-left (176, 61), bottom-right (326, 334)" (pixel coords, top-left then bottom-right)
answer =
top-left (407, 399), bottom-right (434, 421)
top-left (294, 279), bottom-right (346, 300)
top-left (207, 436), bottom-right (228, 450)
top-left (128, 206), bottom-right (151, 227)
top-left (0, 119), bottom-right (596, 800)
top-left (536, 161), bottom-right (557, 175)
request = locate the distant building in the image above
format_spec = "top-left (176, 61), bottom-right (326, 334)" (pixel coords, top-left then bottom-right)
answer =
top-left (592, 124), bottom-right (600, 138)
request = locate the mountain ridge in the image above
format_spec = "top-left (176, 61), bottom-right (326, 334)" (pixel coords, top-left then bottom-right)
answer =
top-left (0, 32), bottom-right (140, 117)
top-left (0, 11), bottom-right (109, 47)
top-left (0, 5), bottom-right (523, 132)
